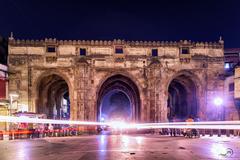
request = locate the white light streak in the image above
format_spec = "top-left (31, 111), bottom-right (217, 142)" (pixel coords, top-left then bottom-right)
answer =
top-left (0, 116), bottom-right (239, 130)
top-left (136, 120), bottom-right (240, 126)
top-left (135, 136), bottom-right (143, 144)
top-left (0, 116), bottom-right (107, 126)
top-left (136, 124), bottom-right (240, 130)
top-left (109, 121), bottom-right (135, 129)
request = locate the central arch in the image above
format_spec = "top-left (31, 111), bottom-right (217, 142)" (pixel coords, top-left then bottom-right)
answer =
top-left (97, 74), bottom-right (141, 122)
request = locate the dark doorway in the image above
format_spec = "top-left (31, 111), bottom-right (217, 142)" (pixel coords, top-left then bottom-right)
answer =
top-left (167, 74), bottom-right (198, 121)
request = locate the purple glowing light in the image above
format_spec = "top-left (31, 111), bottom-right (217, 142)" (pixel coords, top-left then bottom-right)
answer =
top-left (213, 97), bottom-right (223, 106)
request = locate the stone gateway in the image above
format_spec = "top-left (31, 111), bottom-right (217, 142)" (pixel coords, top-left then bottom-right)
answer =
top-left (8, 38), bottom-right (225, 122)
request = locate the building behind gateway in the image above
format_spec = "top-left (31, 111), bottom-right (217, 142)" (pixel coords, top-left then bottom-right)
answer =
top-left (7, 36), bottom-right (238, 122)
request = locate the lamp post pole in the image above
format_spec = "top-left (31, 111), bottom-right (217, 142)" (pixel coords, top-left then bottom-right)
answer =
top-left (9, 95), bottom-right (13, 116)
top-left (214, 97), bottom-right (223, 137)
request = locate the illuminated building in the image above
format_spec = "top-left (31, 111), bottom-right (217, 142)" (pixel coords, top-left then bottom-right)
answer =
top-left (8, 36), bottom-right (226, 122)
top-left (0, 36), bottom-right (8, 130)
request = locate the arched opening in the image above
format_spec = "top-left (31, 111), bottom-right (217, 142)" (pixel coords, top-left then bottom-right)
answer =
top-left (97, 74), bottom-right (140, 122)
top-left (36, 74), bottom-right (70, 119)
top-left (167, 74), bottom-right (198, 121)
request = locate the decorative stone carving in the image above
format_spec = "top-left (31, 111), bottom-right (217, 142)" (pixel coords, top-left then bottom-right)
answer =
top-left (114, 57), bottom-right (125, 63)
top-left (46, 56), bottom-right (57, 63)
top-left (8, 37), bottom-right (225, 122)
top-left (9, 56), bottom-right (27, 66)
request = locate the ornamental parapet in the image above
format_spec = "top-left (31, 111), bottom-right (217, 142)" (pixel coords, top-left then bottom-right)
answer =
top-left (9, 38), bottom-right (224, 49)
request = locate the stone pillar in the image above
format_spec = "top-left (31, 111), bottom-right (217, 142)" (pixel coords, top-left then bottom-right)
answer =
top-left (205, 64), bottom-right (224, 121)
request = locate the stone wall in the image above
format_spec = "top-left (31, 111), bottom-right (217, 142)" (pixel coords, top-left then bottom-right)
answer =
top-left (8, 38), bottom-right (225, 122)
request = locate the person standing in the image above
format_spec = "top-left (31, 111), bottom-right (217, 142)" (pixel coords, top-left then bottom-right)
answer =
top-left (170, 116), bottom-right (176, 137)
top-left (48, 124), bottom-right (54, 137)
top-left (185, 116), bottom-right (194, 138)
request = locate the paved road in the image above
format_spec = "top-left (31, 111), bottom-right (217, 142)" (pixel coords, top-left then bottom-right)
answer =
top-left (0, 135), bottom-right (239, 160)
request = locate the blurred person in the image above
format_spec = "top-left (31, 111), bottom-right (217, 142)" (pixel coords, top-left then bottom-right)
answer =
top-left (185, 116), bottom-right (194, 138)
top-left (48, 124), bottom-right (54, 137)
top-left (170, 115), bottom-right (176, 137)
top-left (193, 116), bottom-right (200, 137)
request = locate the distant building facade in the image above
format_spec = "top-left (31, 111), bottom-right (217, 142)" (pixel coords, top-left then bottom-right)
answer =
top-left (0, 36), bottom-right (8, 130)
top-left (224, 48), bottom-right (240, 76)
top-left (0, 36), bottom-right (8, 108)
top-left (8, 37), bottom-right (226, 122)
top-left (0, 36), bottom-right (8, 65)
top-left (223, 48), bottom-right (240, 120)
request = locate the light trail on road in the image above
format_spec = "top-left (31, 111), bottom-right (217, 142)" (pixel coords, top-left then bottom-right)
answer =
top-left (135, 124), bottom-right (240, 130)
top-left (0, 115), bottom-right (240, 130)
top-left (0, 116), bottom-right (107, 126)
top-left (137, 120), bottom-right (240, 125)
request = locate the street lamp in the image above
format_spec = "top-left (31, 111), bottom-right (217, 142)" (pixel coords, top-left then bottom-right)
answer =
top-left (213, 97), bottom-right (223, 120)
top-left (213, 96), bottom-right (223, 137)
top-left (100, 117), bottom-right (105, 122)
top-left (214, 97), bottom-right (223, 107)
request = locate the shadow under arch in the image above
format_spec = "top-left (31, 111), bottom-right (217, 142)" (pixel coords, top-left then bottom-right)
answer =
top-left (166, 70), bottom-right (200, 121)
top-left (96, 74), bottom-right (141, 122)
top-left (34, 71), bottom-right (72, 119)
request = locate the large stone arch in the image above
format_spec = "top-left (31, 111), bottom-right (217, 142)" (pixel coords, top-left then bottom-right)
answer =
top-left (165, 70), bottom-right (203, 120)
top-left (32, 70), bottom-right (73, 119)
top-left (165, 70), bottom-right (203, 90)
top-left (96, 73), bottom-right (141, 122)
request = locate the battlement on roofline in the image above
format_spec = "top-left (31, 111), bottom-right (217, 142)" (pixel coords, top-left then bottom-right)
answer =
top-left (9, 37), bottom-right (224, 48)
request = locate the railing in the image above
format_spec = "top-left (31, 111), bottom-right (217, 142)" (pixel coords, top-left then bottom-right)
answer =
top-left (152, 128), bottom-right (240, 137)
top-left (1, 128), bottom-right (239, 141)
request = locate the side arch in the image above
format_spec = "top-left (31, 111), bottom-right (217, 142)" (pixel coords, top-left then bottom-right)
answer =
top-left (165, 70), bottom-right (203, 120)
top-left (32, 70), bottom-right (73, 119)
top-left (33, 70), bottom-right (73, 98)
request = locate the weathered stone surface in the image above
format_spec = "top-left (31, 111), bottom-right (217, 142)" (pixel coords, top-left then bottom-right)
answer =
top-left (8, 38), bottom-right (225, 122)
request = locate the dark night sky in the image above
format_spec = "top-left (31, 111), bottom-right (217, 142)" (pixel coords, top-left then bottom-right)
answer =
top-left (1, 0), bottom-right (240, 48)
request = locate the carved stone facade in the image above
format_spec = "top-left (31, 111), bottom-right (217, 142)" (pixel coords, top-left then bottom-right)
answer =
top-left (8, 38), bottom-right (225, 122)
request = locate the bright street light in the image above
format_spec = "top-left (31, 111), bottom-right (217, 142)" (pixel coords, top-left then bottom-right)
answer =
top-left (100, 117), bottom-right (105, 122)
top-left (213, 97), bottom-right (223, 106)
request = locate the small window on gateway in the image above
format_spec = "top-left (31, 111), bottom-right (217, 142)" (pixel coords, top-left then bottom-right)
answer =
top-left (115, 47), bottom-right (123, 54)
top-left (181, 47), bottom-right (190, 54)
top-left (224, 63), bottom-right (231, 69)
top-left (152, 49), bottom-right (158, 57)
top-left (80, 48), bottom-right (86, 56)
top-left (47, 46), bottom-right (56, 53)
